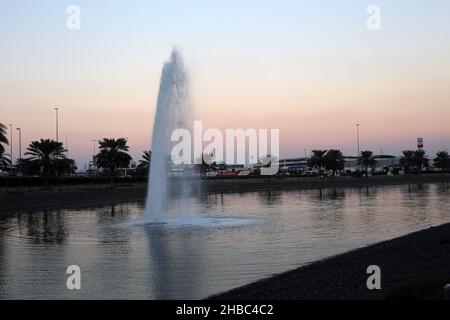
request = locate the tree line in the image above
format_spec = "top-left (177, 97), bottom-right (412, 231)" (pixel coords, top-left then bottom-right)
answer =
top-left (1, 122), bottom-right (450, 183)
top-left (0, 124), bottom-right (151, 185)
top-left (307, 149), bottom-right (450, 177)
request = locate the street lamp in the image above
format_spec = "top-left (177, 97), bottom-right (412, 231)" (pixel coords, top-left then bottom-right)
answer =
top-left (16, 128), bottom-right (22, 159)
top-left (356, 124), bottom-right (360, 157)
top-left (55, 107), bottom-right (59, 143)
top-left (16, 128), bottom-right (22, 174)
top-left (92, 140), bottom-right (98, 157)
top-left (92, 140), bottom-right (98, 169)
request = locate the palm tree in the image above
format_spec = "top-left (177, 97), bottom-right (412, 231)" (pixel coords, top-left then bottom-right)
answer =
top-left (138, 150), bottom-right (151, 169)
top-left (400, 150), bottom-right (415, 173)
top-left (324, 149), bottom-right (345, 177)
top-left (0, 123), bottom-right (11, 171)
top-left (434, 151), bottom-right (450, 172)
top-left (96, 138), bottom-right (132, 185)
top-left (0, 123), bottom-right (8, 154)
top-left (413, 149), bottom-right (429, 172)
top-left (25, 139), bottom-right (66, 184)
top-left (54, 158), bottom-right (77, 176)
top-left (307, 150), bottom-right (327, 174)
top-left (0, 154), bottom-right (11, 171)
top-left (357, 150), bottom-right (377, 177)
top-left (136, 150), bottom-right (151, 178)
top-left (16, 158), bottom-right (40, 176)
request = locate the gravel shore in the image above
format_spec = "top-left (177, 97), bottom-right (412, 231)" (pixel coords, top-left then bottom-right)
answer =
top-left (210, 222), bottom-right (450, 300)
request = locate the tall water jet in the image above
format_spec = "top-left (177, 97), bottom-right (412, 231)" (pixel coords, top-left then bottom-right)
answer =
top-left (144, 49), bottom-right (191, 222)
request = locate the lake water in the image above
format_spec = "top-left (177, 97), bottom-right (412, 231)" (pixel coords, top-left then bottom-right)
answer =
top-left (0, 183), bottom-right (449, 299)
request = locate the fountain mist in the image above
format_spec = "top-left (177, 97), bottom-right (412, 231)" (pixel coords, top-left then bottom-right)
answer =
top-left (144, 49), bottom-right (192, 222)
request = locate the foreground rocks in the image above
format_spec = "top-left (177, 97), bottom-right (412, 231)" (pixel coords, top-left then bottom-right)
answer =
top-left (211, 222), bottom-right (450, 300)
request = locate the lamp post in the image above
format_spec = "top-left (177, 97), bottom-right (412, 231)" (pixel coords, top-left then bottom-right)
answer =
top-left (92, 140), bottom-right (97, 169)
top-left (54, 107), bottom-right (60, 177)
top-left (55, 107), bottom-right (59, 143)
top-left (9, 124), bottom-right (13, 165)
top-left (92, 140), bottom-right (97, 156)
top-left (304, 148), bottom-right (307, 161)
top-left (66, 136), bottom-right (69, 158)
top-left (16, 128), bottom-right (21, 174)
top-left (356, 124), bottom-right (360, 157)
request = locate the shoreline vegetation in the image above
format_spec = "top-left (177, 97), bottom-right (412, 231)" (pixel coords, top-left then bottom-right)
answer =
top-left (0, 173), bottom-right (448, 215)
top-left (210, 221), bottom-right (450, 300)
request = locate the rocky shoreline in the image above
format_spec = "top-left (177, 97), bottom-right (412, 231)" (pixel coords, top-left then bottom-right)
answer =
top-left (210, 221), bottom-right (450, 300)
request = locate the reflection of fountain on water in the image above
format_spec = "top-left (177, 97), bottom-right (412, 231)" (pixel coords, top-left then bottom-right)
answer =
top-left (132, 216), bottom-right (259, 228)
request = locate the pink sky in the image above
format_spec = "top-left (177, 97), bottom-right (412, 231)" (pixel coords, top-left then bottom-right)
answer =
top-left (1, 1), bottom-right (450, 168)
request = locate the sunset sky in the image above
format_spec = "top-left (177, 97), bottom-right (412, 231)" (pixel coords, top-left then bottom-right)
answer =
top-left (1, 0), bottom-right (450, 168)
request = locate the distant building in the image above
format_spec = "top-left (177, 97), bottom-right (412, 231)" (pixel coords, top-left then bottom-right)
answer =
top-left (276, 155), bottom-right (401, 175)
top-left (343, 155), bottom-right (400, 173)
top-left (278, 158), bottom-right (309, 174)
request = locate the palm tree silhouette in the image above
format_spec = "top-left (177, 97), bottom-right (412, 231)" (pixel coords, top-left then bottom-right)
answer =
top-left (136, 150), bottom-right (151, 177)
top-left (413, 149), bottom-right (429, 172)
top-left (307, 150), bottom-right (327, 175)
top-left (400, 149), bottom-right (429, 174)
top-left (357, 150), bottom-right (377, 177)
top-left (0, 123), bottom-right (11, 171)
top-left (324, 149), bottom-right (345, 177)
top-left (434, 151), bottom-right (450, 172)
top-left (400, 150), bottom-right (415, 173)
top-left (0, 123), bottom-right (8, 151)
top-left (96, 138), bottom-right (132, 185)
top-left (25, 139), bottom-right (66, 184)
top-left (139, 150), bottom-right (152, 169)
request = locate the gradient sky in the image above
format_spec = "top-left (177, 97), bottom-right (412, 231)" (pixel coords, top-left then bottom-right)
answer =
top-left (1, 0), bottom-right (450, 168)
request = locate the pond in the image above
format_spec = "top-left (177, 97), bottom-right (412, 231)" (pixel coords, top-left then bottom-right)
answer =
top-left (0, 183), bottom-right (448, 299)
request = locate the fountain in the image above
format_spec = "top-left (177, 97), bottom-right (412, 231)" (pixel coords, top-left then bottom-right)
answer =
top-left (141, 49), bottom-right (258, 228)
top-left (144, 49), bottom-right (192, 222)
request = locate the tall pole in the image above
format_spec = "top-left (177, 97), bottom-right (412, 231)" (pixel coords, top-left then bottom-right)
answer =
top-left (356, 124), bottom-right (360, 157)
top-left (16, 128), bottom-right (21, 174)
top-left (16, 128), bottom-right (21, 159)
top-left (66, 136), bottom-right (69, 158)
top-left (54, 107), bottom-right (60, 177)
top-left (9, 124), bottom-right (13, 165)
top-left (92, 140), bottom-right (97, 156)
top-left (92, 140), bottom-right (97, 169)
top-left (304, 148), bottom-right (307, 161)
top-left (55, 107), bottom-right (59, 143)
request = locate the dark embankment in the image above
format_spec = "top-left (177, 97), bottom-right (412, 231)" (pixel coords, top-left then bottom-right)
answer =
top-left (0, 184), bottom-right (148, 214)
top-left (202, 174), bottom-right (448, 193)
top-left (210, 222), bottom-right (450, 300)
top-left (0, 174), bottom-right (447, 215)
